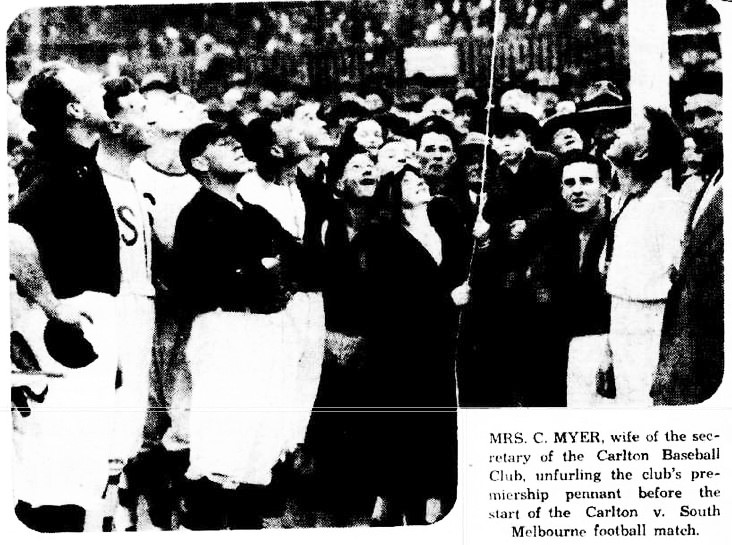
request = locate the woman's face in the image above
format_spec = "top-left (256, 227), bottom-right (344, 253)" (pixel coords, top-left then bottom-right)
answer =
top-left (354, 119), bottom-right (384, 158)
top-left (377, 141), bottom-right (408, 176)
top-left (341, 153), bottom-right (378, 199)
top-left (400, 170), bottom-right (432, 208)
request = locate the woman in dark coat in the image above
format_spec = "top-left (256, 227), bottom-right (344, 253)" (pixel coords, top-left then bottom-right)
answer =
top-left (362, 164), bottom-right (471, 525)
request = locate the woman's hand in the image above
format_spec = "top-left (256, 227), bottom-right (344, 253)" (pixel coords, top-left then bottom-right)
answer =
top-left (473, 218), bottom-right (491, 250)
top-left (451, 281), bottom-right (472, 307)
top-left (509, 219), bottom-right (527, 240)
top-left (325, 331), bottom-right (364, 367)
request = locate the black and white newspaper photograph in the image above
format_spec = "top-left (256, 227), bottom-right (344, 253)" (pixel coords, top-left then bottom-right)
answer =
top-left (3, 0), bottom-right (731, 542)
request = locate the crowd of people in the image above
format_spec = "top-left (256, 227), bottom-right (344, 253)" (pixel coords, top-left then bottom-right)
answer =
top-left (12, 1), bottom-right (718, 53)
top-left (8, 35), bottom-right (723, 532)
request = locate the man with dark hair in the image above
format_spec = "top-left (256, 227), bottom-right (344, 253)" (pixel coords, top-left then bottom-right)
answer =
top-left (236, 115), bottom-right (327, 479)
top-left (415, 115), bottom-right (473, 227)
top-left (652, 75), bottom-right (724, 405)
top-left (174, 123), bottom-right (309, 529)
top-left (96, 76), bottom-right (157, 529)
top-left (307, 149), bottom-right (381, 519)
top-left (549, 153), bottom-right (612, 407)
top-left (603, 107), bottom-right (687, 407)
top-left (10, 61), bottom-right (120, 531)
top-left (127, 88), bottom-right (208, 530)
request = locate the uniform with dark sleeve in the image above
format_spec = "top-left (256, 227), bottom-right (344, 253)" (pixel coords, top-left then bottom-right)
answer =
top-left (10, 138), bottom-right (121, 521)
top-left (173, 187), bottom-right (309, 492)
top-left (361, 196), bottom-right (470, 510)
top-left (12, 140), bottom-right (120, 298)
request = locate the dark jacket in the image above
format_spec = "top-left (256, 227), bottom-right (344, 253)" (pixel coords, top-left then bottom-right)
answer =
top-left (360, 196), bottom-right (469, 497)
top-left (548, 197), bottom-right (611, 338)
top-left (362, 196), bottom-right (470, 409)
top-left (482, 147), bottom-right (561, 245)
top-left (172, 188), bottom-right (306, 316)
top-left (652, 186), bottom-right (723, 405)
top-left (478, 147), bottom-right (562, 295)
top-left (320, 204), bottom-right (377, 335)
top-left (11, 138), bottom-right (120, 298)
top-left (427, 164), bottom-right (476, 230)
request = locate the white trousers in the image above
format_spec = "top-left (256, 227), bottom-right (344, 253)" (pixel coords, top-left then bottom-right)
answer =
top-left (566, 334), bottom-right (615, 408)
top-left (109, 293), bottom-right (155, 466)
top-left (608, 297), bottom-right (665, 408)
top-left (12, 291), bottom-right (118, 515)
top-left (282, 292), bottom-right (325, 451)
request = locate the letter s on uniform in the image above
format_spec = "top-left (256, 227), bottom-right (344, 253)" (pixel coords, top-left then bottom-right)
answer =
top-left (117, 206), bottom-right (139, 247)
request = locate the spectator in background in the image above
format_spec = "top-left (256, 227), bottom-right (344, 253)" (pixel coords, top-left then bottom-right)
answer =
top-left (352, 118), bottom-right (386, 160)
top-left (415, 116), bottom-right (473, 227)
top-left (326, 98), bottom-right (369, 147)
top-left (453, 91), bottom-right (482, 138)
top-left (376, 140), bottom-right (411, 177)
top-left (499, 88), bottom-right (542, 119)
top-left (539, 111), bottom-right (586, 159)
top-left (307, 149), bottom-right (381, 521)
top-left (652, 75), bottom-right (724, 406)
top-left (603, 107), bottom-right (687, 407)
top-left (575, 80), bottom-right (631, 160)
top-left (549, 153), bottom-right (612, 407)
top-left (465, 110), bottom-right (562, 406)
top-left (679, 136), bottom-right (704, 204)
top-left (421, 96), bottom-right (456, 123)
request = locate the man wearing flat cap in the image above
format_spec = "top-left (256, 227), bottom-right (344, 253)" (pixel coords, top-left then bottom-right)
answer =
top-left (173, 123), bottom-right (310, 529)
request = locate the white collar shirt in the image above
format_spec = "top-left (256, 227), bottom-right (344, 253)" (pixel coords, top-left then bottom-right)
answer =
top-left (605, 179), bottom-right (687, 301)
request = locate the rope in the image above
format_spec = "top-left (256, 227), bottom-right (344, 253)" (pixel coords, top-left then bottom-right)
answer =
top-left (465, 0), bottom-right (502, 283)
top-left (452, 0), bottom-right (502, 402)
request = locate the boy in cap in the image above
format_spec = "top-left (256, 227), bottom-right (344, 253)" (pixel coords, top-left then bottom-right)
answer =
top-left (465, 111), bottom-right (563, 407)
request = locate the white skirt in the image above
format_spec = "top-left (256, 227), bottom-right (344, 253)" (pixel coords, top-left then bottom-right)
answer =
top-left (185, 292), bottom-right (324, 487)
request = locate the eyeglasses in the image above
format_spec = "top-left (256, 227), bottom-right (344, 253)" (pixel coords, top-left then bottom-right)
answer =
top-left (210, 136), bottom-right (241, 149)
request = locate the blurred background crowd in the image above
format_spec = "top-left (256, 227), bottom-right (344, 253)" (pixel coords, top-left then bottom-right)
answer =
top-left (7, 0), bottom-right (721, 104)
